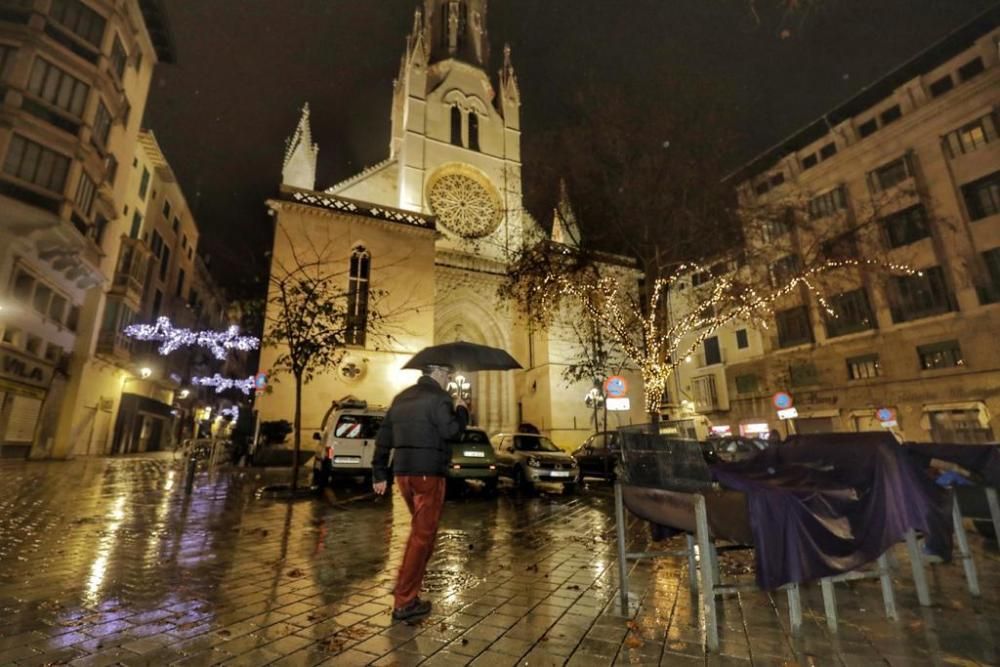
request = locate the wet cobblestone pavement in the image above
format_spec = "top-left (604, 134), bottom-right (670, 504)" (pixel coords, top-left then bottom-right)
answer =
top-left (0, 456), bottom-right (998, 666)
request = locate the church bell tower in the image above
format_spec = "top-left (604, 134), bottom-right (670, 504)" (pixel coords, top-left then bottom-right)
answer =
top-left (423, 0), bottom-right (490, 67)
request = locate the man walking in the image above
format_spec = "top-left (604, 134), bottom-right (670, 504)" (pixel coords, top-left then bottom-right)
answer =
top-left (373, 364), bottom-right (468, 621)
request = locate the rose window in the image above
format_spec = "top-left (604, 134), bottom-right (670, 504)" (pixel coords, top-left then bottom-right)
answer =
top-left (427, 172), bottom-right (501, 239)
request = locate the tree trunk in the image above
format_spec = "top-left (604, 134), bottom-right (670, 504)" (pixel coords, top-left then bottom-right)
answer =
top-left (291, 372), bottom-right (303, 491)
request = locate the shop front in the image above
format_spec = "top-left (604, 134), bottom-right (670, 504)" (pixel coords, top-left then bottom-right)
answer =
top-left (0, 347), bottom-right (55, 458)
top-left (111, 380), bottom-right (177, 454)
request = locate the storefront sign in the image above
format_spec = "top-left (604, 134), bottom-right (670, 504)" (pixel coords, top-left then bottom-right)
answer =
top-left (606, 397), bottom-right (631, 411)
top-left (0, 348), bottom-right (54, 389)
top-left (710, 425), bottom-right (732, 436)
top-left (604, 376), bottom-right (627, 398)
top-left (741, 422), bottom-right (770, 436)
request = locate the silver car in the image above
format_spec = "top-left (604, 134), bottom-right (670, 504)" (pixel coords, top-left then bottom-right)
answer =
top-left (490, 432), bottom-right (580, 491)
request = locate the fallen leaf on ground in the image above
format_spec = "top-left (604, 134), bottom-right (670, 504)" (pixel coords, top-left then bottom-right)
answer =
top-left (625, 634), bottom-right (643, 649)
top-left (287, 568), bottom-right (304, 578)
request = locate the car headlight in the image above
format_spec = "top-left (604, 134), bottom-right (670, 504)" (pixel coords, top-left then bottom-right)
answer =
top-left (526, 457), bottom-right (540, 468)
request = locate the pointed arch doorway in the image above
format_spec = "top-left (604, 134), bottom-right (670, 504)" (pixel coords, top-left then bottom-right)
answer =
top-left (435, 296), bottom-right (516, 435)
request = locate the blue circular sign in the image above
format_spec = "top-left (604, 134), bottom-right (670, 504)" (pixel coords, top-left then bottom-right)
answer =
top-left (604, 376), bottom-right (627, 398)
top-left (772, 392), bottom-right (793, 410)
top-left (876, 407), bottom-right (895, 422)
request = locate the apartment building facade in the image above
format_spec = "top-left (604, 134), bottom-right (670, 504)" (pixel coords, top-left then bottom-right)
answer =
top-left (680, 9), bottom-right (1000, 444)
top-left (0, 0), bottom-right (173, 458)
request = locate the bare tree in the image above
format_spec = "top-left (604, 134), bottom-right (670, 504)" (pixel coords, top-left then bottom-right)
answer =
top-left (263, 227), bottom-right (416, 490)
top-left (504, 86), bottom-right (918, 421)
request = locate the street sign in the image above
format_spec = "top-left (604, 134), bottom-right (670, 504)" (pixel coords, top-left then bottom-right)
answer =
top-left (777, 407), bottom-right (799, 420)
top-left (877, 407), bottom-right (897, 428)
top-left (604, 375), bottom-right (627, 398)
top-left (254, 372), bottom-right (268, 393)
top-left (772, 391), bottom-right (793, 410)
top-left (606, 397), bottom-right (631, 411)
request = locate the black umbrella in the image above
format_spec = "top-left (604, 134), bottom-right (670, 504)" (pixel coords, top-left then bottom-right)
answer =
top-left (403, 341), bottom-right (522, 371)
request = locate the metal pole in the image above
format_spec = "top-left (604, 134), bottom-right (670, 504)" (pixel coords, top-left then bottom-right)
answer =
top-left (951, 493), bottom-right (980, 597)
top-left (877, 553), bottom-right (898, 621)
top-left (985, 487), bottom-right (1000, 552)
top-left (184, 455), bottom-right (197, 495)
top-left (904, 529), bottom-right (931, 606)
top-left (820, 577), bottom-right (838, 633)
top-left (694, 494), bottom-right (718, 652)
top-left (614, 481), bottom-right (630, 615)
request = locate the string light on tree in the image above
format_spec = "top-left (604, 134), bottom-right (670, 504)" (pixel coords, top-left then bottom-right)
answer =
top-left (123, 316), bottom-right (260, 360)
top-left (191, 373), bottom-right (258, 395)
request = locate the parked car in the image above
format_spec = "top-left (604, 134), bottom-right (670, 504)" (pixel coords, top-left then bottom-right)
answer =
top-left (571, 431), bottom-right (622, 480)
top-left (311, 398), bottom-right (386, 488)
top-left (491, 432), bottom-right (580, 491)
top-left (446, 427), bottom-right (499, 495)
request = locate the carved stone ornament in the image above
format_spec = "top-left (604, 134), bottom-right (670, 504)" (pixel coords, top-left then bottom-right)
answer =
top-left (339, 355), bottom-right (367, 382)
top-left (426, 167), bottom-right (502, 239)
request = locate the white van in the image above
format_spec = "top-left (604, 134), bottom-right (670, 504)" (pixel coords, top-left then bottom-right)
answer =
top-left (311, 398), bottom-right (386, 488)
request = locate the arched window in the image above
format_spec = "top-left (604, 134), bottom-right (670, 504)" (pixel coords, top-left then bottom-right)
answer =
top-left (468, 112), bottom-right (479, 151)
top-left (346, 246), bottom-right (370, 346)
top-left (450, 106), bottom-right (463, 146)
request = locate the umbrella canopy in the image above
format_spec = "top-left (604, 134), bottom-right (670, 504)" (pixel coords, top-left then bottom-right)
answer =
top-left (403, 341), bottom-right (522, 372)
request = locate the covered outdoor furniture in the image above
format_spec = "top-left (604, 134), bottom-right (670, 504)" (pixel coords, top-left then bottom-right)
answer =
top-left (613, 429), bottom-right (965, 649)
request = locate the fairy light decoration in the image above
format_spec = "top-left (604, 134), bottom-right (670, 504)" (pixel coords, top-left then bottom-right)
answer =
top-left (123, 316), bottom-right (259, 360)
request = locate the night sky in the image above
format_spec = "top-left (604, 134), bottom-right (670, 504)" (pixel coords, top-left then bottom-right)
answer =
top-left (144, 0), bottom-right (997, 294)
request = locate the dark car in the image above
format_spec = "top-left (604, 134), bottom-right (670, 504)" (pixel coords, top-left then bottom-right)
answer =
top-left (446, 427), bottom-right (499, 495)
top-left (701, 435), bottom-right (768, 464)
top-left (571, 431), bottom-right (622, 480)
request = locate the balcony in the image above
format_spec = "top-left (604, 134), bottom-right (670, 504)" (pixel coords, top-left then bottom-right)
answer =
top-left (96, 328), bottom-right (132, 361)
top-left (692, 375), bottom-right (721, 413)
top-left (109, 236), bottom-right (151, 308)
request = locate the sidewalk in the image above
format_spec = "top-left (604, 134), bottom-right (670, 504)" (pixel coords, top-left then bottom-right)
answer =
top-left (0, 456), bottom-right (996, 666)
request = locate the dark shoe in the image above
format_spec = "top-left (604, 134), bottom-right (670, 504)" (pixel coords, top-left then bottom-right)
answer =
top-left (392, 597), bottom-right (431, 621)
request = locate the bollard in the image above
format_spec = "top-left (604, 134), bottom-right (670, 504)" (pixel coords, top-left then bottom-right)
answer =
top-left (185, 454), bottom-right (197, 495)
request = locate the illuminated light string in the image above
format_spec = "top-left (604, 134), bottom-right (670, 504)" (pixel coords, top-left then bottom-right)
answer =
top-left (123, 317), bottom-right (259, 360)
top-left (529, 256), bottom-right (916, 412)
top-left (220, 405), bottom-right (240, 421)
top-left (191, 373), bottom-right (257, 395)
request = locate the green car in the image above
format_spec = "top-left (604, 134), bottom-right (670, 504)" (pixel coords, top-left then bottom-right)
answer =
top-left (446, 428), bottom-right (499, 495)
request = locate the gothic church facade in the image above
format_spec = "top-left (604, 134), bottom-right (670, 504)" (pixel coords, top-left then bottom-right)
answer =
top-left (258, 0), bottom-right (645, 446)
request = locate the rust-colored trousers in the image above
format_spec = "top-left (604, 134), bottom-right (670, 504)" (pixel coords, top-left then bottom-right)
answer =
top-left (393, 475), bottom-right (446, 609)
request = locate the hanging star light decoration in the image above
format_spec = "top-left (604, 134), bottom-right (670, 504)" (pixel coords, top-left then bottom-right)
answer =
top-left (123, 317), bottom-right (260, 360)
top-left (191, 373), bottom-right (257, 395)
top-left (220, 405), bottom-right (240, 421)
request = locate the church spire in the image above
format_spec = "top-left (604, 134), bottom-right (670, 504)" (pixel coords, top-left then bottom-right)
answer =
top-left (551, 179), bottom-right (580, 247)
top-left (282, 103), bottom-right (318, 191)
top-left (423, 0), bottom-right (489, 67)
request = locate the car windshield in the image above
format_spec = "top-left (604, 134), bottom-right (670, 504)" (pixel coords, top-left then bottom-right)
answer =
top-left (513, 435), bottom-right (560, 452)
top-left (457, 430), bottom-right (489, 444)
top-left (333, 414), bottom-right (383, 439)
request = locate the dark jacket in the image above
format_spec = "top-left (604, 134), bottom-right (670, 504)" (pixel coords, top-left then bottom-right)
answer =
top-left (372, 375), bottom-right (468, 482)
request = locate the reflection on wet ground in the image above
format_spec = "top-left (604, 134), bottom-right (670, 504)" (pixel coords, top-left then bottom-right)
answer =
top-left (0, 456), bottom-right (997, 666)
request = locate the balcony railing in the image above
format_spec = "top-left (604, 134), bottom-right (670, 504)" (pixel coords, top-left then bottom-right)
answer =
top-left (692, 375), bottom-right (720, 413)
